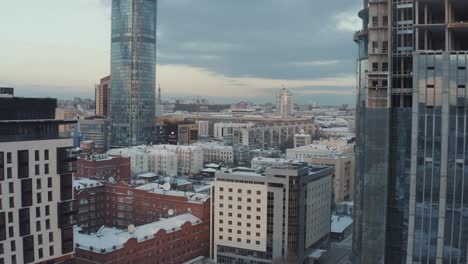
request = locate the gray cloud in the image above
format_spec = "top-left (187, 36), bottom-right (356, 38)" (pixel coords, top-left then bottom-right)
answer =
top-left (157, 0), bottom-right (361, 81)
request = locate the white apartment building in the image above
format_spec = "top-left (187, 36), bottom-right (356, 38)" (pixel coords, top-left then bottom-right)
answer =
top-left (214, 122), bottom-right (254, 139)
top-left (251, 157), bottom-right (295, 169)
top-left (108, 144), bottom-right (203, 176)
top-left (294, 130), bottom-right (312, 148)
top-left (211, 163), bottom-right (333, 263)
top-left (200, 144), bottom-right (233, 166)
top-left (286, 139), bottom-right (355, 202)
top-left (197, 120), bottom-right (210, 137)
top-left (0, 93), bottom-right (76, 264)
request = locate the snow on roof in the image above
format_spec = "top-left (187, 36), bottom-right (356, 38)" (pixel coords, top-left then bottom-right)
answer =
top-left (74, 178), bottom-right (104, 190)
top-left (135, 183), bottom-right (209, 203)
top-left (138, 172), bottom-right (157, 178)
top-left (205, 163), bottom-right (221, 168)
top-left (75, 213), bottom-right (202, 253)
top-left (331, 215), bottom-right (353, 233)
top-left (201, 168), bottom-right (217, 173)
top-left (309, 249), bottom-right (327, 259)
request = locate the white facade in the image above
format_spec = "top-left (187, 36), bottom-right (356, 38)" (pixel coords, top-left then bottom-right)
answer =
top-left (107, 145), bottom-right (203, 176)
top-left (197, 120), bottom-right (210, 137)
top-left (211, 164), bottom-right (332, 263)
top-left (0, 138), bottom-right (74, 264)
top-left (294, 132), bottom-right (312, 148)
top-left (276, 87), bottom-right (293, 116)
top-left (286, 139), bottom-right (354, 160)
top-left (200, 144), bottom-right (233, 166)
top-left (214, 122), bottom-right (254, 139)
top-left (251, 157), bottom-right (294, 169)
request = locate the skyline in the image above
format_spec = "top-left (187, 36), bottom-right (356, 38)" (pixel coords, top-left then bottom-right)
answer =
top-left (0, 0), bottom-right (361, 105)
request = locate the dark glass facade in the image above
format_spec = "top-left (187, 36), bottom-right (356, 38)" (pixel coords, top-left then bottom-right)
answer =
top-left (110, 0), bottom-right (157, 147)
top-left (353, 0), bottom-right (468, 263)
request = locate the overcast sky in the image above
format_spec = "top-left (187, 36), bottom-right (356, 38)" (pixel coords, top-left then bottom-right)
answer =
top-left (0, 0), bottom-right (361, 105)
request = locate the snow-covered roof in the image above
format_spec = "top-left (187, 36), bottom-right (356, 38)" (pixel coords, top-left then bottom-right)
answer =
top-left (138, 172), bottom-right (157, 178)
top-left (331, 215), bottom-right (353, 233)
top-left (74, 178), bottom-right (104, 190)
top-left (135, 183), bottom-right (209, 203)
top-left (75, 213), bottom-right (202, 253)
top-left (201, 168), bottom-right (217, 173)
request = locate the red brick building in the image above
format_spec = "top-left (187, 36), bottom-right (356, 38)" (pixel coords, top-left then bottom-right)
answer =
top-left (74, 214), bottom-right (210, 264)
top-left (75, 153), bottom-right (131, 182)
top-left (73, 179), bottom-right (211, 264)
top-left (74, 179), bottom-right (210, 232)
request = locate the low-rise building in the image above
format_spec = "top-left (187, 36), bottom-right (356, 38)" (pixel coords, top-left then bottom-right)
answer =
top-left (74, 213), bottom-right (210, 264)
top-left (211, 162), bottom-right (333, 263)
top-left (294, 130), bottom-right (312, 147)
top-left (214, 122), bottom-right (254, 139)
top-left (286, 139), bottom-right (355, 202)
top-left (107, 145), bottom-right (203, 176)
top-left (75, 153), bottom-right (131, 182)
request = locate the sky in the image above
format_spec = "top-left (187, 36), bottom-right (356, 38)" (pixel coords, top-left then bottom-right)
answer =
top-left (0, 0), bottom-right (362, 105)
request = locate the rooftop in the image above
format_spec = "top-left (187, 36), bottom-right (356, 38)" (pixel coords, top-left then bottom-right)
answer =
top-left (75, 213), bottom-right (202, 253)
top-left (331, 215), bottom-right (353, 233)
top-left (74, 178), bottom-right (104, 190)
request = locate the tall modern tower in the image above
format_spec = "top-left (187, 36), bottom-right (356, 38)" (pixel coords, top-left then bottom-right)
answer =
top-left (353, 0), bottom-right (468, 263)
top-left (276, 87), bottom-right (293, 116)
top-left (110, 0), bottom-right (157, 147)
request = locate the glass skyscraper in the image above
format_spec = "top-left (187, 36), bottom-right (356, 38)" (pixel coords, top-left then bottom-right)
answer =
top-left (353, 0), bottom-right (468, 263)
top-left (110, 0), bottom-right (157, 147)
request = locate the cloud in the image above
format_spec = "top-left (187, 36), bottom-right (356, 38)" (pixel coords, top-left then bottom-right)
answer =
top-left (334, 9), bottom-right (362, 32)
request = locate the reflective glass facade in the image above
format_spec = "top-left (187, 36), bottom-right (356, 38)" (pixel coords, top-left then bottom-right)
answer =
top-left (110, 0), bottom-right (157, 147)
top-left (353, 0), bottom-right (468, 263)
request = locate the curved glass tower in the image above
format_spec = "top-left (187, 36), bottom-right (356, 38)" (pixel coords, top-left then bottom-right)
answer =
top-left (110, 0), bottom-right (157, 147)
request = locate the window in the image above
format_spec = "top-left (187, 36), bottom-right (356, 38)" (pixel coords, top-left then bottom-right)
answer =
top-left (219, 187), bottom-right (223, 191)
top-left (37, 179), bottom-right (41, 189)
top-left (11, 255), bottom-right (16, 264)
top-left (10, 241), bottom-right (15, 251)
top-left (246, 239), bottom-right (251, 244)
top-left (237, 238), bottom-right (241, 242)
top-left (228, 196), bottom-right (232, 201)
top-left (17, 150), bottom-right (29, 179)
top-left (48, 232), bottom-right (53, 242)
top-left (219, 227), bottom-right (223, 232)
top-left (256, 232), bottom-right (260, 237)
top-left (38, 234), bottom-right (43, 245)
top-left (48, 191), bottom-right (52, 202)
top-left (247, 198), bottom-right (251, 202)
top-left (37, 193), bottom-right (42, 203)
top-left (36, 221), bottom-right (41, 232)
top-left (256, 224), bottom-right (260, 228)
top-left (256, 207), bottom-right (261, 212)
top-left (219, 211), bottom-right (223, 216)
top-left (256, 191), bottom-right (261, 195)
top-left (237, 222), bottom-right (241, 226)
top-left (228, 204), bottom-right (232, 209)
top-left (6, 168), bottom-right (11, 179)
top-left (237, 230), bottom-right (241, 234)
top-left (35, 151), bottom-right (40, 161)
top-left (45, 206), bottom-right (50, 216)
top-left (228, 237), bottom-right (232, 241)
top-left (8, 212), bottom-right (13, 223)
top-left (44, 150), bottom-right (49, 161)
top-left (6, 153), bottom-right (11, 164)
top-left (237, 214), bottom-right (242, 218)
top-left (49, 246), bottom-right (54, 256)
top-left (256, 241), bottom-right (260, 245)
top-left (247, 190), bottom-right (251, 194)
top-left (47, 178), bottom-right (52, 188)
top-left (383, 16), bottom-right (388, 26)
top-left (8, 227), bottom-right (13, 238)
top-left (228, 221), bottom-right (232, 225)
top-left (39, 248), bottom-right (43, 259)
top-left (36, 207), bottom-right (41, 217)
top-left (372, 16), bottom-right (378, 27)
top-left (45, 219), bottom-right (50, 230)
top-left (372, 62), bottom-right (379, 71)
top-left (219, 203), bottom-right (224, 208)
top-left (9, 197), bottom-right (14, 208)
top-left (8, 183), bottom-right (13, 193)
top-left (256, 216), bottom-right (261, 220)
top-left (219, 235), bottom-right (223, 240)
top-left (247, 206), bottom-right (251, 211)
top-left (382, 62), bottom-right (388, 71)
top-left (0, 152), bottom-right (4, 181)
top-left (35, 165), bottom-right (40, 176)
top-left (256, 199), bottom-right (261, 203)
top-left (237, 197), bottom-right (242, 202)
top-left (247, 215), bottom-right (251, 219)
top-left (219, 195), bottom-right (223, 200)
top-left (228, 212), bottom-right (232, 217)
top-left (228, 229), bottom-right (232, 233)
top-left (247, 223), bottom-right (251, 227)
top-left (228, 188), bottom-right (233, 192)
top-left (247, 231), bottom-right (251, 235)
top-left (237, 205), bottom-right (242, 210)
top-left (219, 219), bottom-right (223, 224)
top-left (237, 189), bottom-right (242, 193)
top-left (44, 164), bottom-right (49, 175)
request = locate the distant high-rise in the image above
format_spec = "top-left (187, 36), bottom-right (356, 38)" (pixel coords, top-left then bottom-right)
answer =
top-left (95, 75), bottom-right (111, 117)
top-left (353, 0), bottom-right (468, 263)
top-left (276, 87), bottom-right (293, 116)
top-left (110, 0), bottom-right (157, 147)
